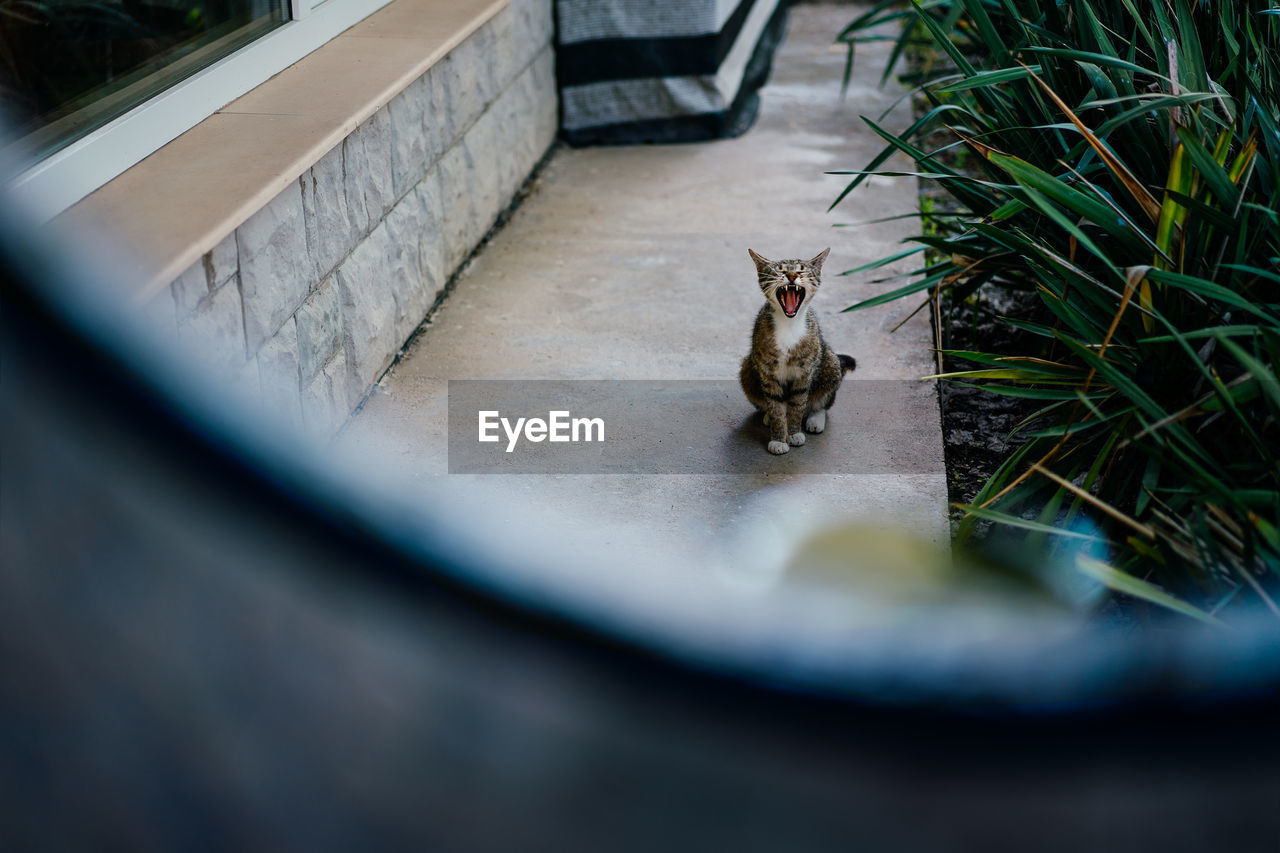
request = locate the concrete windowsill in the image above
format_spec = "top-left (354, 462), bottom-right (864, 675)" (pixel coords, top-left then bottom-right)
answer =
top-left (53, 0), bottom-right (508, 302)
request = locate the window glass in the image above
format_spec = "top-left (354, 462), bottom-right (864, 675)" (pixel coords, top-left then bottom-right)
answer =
top-left (0, 0), bottom-right (288, 163)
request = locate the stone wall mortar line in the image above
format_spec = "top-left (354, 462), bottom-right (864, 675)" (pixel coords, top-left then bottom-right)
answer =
top-left (307, 39), bottom-right (555, 294)
top-left (182, 50), bottom-right (554, 356)
top-left (165, 0), bottom-right (554, 429)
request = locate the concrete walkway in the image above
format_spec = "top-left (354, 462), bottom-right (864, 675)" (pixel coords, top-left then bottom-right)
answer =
top-left (340, 3), bottom-right (947, 578)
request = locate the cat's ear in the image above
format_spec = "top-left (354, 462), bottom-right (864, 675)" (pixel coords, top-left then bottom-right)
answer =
top-left (747, 248), bottom-right (772, 274)
top-left (809, 248), bottom-right (831, 274)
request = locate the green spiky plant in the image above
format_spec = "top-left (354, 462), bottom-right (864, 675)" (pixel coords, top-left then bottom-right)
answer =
top-left (835, 0), bottom-right (1280, 622)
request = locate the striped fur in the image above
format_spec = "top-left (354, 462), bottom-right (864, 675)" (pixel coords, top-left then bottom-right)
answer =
top-left (739, 248), bottom-right (856, 454)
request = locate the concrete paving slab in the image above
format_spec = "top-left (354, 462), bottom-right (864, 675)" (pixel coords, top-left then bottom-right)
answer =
top-left (340, 2), bottom-right (948, 575)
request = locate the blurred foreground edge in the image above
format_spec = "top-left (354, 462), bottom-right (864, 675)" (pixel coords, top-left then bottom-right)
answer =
top-left (1, 204), bottom-right (1279, 852)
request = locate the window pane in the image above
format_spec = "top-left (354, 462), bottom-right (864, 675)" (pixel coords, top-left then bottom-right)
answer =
top-left (0, 0), bottom-right (289, 164)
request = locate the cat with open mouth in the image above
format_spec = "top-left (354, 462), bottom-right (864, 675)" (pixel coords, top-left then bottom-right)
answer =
top-left (739, 248), bottom-right (856, 455)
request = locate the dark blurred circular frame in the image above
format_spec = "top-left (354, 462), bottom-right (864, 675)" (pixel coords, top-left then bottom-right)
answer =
top-left (3, 195), bottom-right (1279, 851)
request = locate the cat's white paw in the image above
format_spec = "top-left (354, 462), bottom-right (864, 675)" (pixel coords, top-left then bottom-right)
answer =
top-left (805, 410), bottom-right (826, 434)
top-left (789, 431), bottom-right (806, 446)
top-left (767, 440), bottom-right (790, 455)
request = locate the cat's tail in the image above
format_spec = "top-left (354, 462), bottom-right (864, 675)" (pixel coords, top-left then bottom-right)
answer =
top-left (838, 354), bottom-right (857, 373)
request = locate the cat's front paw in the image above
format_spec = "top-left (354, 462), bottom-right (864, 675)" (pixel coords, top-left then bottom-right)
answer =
top-left (788, 431), bottom-right (806, 446)
top-left (767, 440), bottom-right (790, 455)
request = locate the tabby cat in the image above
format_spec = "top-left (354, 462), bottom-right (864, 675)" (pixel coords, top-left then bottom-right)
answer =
top-left (739, 248), bottom-right (856, 455)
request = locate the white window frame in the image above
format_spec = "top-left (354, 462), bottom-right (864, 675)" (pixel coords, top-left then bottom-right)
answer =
top-left (10, 0), bottom-right (397, 223)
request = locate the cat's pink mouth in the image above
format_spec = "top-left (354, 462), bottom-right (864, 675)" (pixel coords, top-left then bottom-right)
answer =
top-left (777, 284), bottom-right (804, 317)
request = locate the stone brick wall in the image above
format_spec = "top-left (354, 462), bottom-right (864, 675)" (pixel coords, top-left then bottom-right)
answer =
top-left (143, 0), bottom-right (556, 435)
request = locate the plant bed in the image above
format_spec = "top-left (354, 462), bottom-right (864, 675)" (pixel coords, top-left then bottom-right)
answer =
top-left (937, 284), bottom-right (1040, 526)
top-left (832, 0), bottom-right (1280, 623)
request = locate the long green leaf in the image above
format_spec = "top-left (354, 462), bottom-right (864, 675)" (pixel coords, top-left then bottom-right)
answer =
top-left (1075, 556), bottom-right (1224, 626)
top-left (956, 505), bottom-right (1102, 540)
